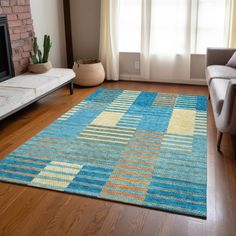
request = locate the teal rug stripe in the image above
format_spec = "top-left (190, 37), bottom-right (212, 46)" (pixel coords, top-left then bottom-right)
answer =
top-left (0, 88), bottom-right (207, 217)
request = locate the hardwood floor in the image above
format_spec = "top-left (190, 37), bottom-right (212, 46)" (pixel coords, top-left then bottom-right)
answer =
top-left (0, 81), bottom-right (235, 236)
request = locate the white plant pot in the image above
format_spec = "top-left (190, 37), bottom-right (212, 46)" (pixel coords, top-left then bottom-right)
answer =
top-left (73, 62), bottom-right (105, 87)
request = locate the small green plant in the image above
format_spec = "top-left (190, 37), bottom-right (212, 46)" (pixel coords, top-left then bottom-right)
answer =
top-left (31, 35), bottom-right (52, 64)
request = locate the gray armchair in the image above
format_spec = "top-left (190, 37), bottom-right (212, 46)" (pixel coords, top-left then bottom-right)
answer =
top-left (206, 48), bottom-right (236, 151)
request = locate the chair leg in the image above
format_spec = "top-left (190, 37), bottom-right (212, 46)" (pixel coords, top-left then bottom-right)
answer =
top-left (69, 81), bottom-right (74, 95)
top-left (217, 131), bottom-right (223, 152)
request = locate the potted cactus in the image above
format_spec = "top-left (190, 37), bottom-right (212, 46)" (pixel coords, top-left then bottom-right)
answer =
top-left (28, 35), bottom-right (52, 73)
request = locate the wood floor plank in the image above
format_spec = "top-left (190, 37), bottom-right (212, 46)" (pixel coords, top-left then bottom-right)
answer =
top-left (17, 190), bottom-right (69, 236)
top-left (0, 187), bottom-right (47, 235)
top-left (97, 204), bottom-right (125, 236)
top-left (111, 206), bottom-right (150, 236)
top-left (0, 183), bottom-right (26, 215)
top-left (0, 81), bottom-right (235, 236)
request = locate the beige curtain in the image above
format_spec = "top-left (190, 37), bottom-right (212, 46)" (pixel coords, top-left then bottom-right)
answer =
top-left (230, 0), bottom-right (236, 47)
top-left (99, 0), bottom-right (120, 81)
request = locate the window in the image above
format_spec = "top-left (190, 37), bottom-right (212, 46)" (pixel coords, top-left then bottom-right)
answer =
top-left (119, 0), bottom-right (142, 52)
top-left (119, 0), bottom-right (231, 54)
top-left (192, 0), bottom-right (230, 53)
top-left (150, 0), bottom-right (189, 54)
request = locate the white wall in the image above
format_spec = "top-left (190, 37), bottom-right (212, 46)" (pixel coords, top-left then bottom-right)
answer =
top-left (70, 0), bottom-right (101, 60)
top-left (30, 0), bottom-right (67, 67)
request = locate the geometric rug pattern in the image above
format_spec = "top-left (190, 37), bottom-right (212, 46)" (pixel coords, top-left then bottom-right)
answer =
top-left (0, 88), bottom-right (207, 217)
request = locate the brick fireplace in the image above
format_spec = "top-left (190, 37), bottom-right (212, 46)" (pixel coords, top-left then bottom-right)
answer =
top-left (0, 0), bottom-right (34, 76)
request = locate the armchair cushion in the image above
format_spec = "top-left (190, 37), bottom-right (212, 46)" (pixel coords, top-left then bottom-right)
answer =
top-left (206, 65), bottom-right (236, 85)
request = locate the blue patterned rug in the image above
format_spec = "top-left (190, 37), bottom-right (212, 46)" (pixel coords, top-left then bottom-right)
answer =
top-left (0, 88), bottom-right (207, 217)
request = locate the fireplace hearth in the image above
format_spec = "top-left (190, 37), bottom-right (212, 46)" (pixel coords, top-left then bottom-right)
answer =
top-left (0, 15), bottom-right (14, 83)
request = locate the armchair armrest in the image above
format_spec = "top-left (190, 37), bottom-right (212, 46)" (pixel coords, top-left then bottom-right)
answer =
top-left (217, 79), bottom-right (236, 134)
top-left (206, 48), bottom-right (236, 67)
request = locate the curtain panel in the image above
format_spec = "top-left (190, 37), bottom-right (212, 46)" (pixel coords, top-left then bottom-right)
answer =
top-left (99, 0), bottom-right (120, 81)
top-left (230, 0), bottom-right (236, 47)
top-left (148, 0), bottom-right (191, 82)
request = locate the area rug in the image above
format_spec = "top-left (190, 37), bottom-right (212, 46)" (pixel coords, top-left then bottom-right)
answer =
top-left (0, 88), bottom-right (207, 217)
